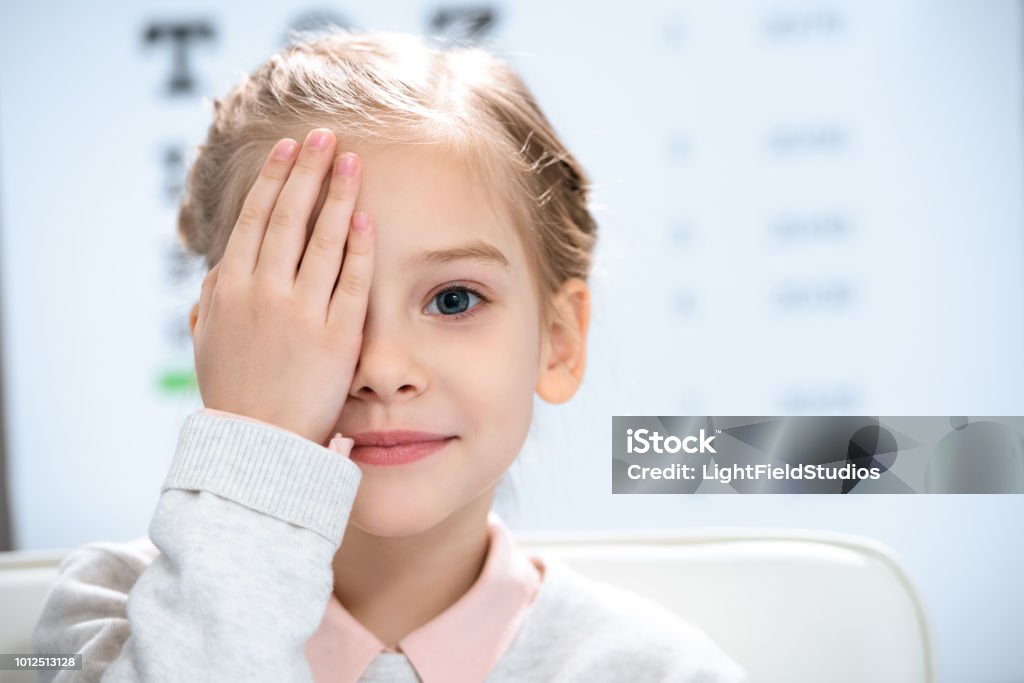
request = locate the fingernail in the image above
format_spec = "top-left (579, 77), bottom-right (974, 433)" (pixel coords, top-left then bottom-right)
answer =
top-left (335, 153), bottom-right (357, 176)
top-left (307, 129), bottom-right (331, 149)
top-left (353, 212), bottom-right (371, 233)
top-left (272, 139), bottom-right (297, 160)
top-left (329, 434), bottom-right (354, 452)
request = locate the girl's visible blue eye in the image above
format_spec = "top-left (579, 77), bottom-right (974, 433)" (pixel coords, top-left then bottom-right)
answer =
top-left (425, 284), bottom-right (489, 321)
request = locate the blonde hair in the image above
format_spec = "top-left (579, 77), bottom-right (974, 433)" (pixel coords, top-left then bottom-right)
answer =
top-left (177, 27), bottom-right (598, 331)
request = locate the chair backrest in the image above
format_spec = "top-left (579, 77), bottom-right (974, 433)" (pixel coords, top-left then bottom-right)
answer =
top-left (0, 546), bottom-right (73, 683)
top-left (514, 527), bottom-right (936, 683)
top-left (0, 528), bottom-right (936, 683)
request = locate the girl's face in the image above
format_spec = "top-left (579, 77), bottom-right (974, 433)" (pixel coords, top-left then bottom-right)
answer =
top-left (326, 143), bottom-right (544, 537)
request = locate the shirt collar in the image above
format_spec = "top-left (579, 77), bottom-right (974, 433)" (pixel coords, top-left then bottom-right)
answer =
top-left (305, 509), bottom-right (543, 683)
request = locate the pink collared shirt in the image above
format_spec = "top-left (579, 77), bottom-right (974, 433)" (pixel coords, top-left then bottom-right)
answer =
top-left (199, 408), bottom-right (545, 683)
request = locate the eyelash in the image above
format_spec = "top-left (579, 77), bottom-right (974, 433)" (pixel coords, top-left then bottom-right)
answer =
top-left (426, 283), bottom-right (491, 322)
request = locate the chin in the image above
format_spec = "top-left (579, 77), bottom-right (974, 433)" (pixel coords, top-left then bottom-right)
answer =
top-left (347, 490), bottom-right (449, 537)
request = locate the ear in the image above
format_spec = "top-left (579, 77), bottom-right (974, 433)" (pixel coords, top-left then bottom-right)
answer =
top-left (189, 302), bottom-right (200, 340)
top-left (536, 278), bottom-right (591, 404)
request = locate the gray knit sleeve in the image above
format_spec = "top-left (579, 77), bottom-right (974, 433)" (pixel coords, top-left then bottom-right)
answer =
top-left (31, 410), bottom-right (362, 683)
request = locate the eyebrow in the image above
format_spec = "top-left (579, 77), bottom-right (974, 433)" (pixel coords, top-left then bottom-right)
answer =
top-left (405, 240), bottom-right (511, 270)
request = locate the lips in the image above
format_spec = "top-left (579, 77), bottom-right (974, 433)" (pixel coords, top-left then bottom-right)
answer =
top-left (346, 430), bottom-right (456, 467)
top-left (348, 430), bottom-right (454, 448)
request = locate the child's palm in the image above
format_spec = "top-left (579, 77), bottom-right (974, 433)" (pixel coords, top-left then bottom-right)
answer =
top-left (192, 128), bottom-right (374, 446)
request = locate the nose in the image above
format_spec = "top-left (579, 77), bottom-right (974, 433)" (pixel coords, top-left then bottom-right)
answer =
top-left (347, 304), bottom-right (428, 403)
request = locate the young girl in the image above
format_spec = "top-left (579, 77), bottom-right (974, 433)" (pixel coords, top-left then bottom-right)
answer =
top-left (32, 28), bottom-right (747, 683)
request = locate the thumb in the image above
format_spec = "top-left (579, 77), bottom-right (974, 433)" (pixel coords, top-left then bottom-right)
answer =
top-left (196, 262), bottom-right (222, 330)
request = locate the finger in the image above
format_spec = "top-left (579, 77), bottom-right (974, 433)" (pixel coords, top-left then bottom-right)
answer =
top-left (328, 211), bottom-right (375, 330)
top-left (218, 138), bottom-right (299, 281)
top-left (255, 127), bottom-right (337, 284)
top-left (294, 152), bottom-right (362, 311)
top-left (197, 262), bottom-right (221, 329)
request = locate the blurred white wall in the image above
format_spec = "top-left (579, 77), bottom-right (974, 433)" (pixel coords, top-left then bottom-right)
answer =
top-left (1, 1), bottom-right (1022, 682)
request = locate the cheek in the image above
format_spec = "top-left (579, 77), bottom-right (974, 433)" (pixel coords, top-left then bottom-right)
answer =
top-left (438, 306), bottom-right (539, 397)
top-left (441, 309), bottom-right (539, 447)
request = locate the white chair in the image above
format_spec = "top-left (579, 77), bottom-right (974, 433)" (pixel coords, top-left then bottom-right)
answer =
top-left (0, 528), bottom-right (936, 683)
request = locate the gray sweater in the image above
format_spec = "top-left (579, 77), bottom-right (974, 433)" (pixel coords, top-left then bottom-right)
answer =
top-left (31, 411), bottom-right (749, 682)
